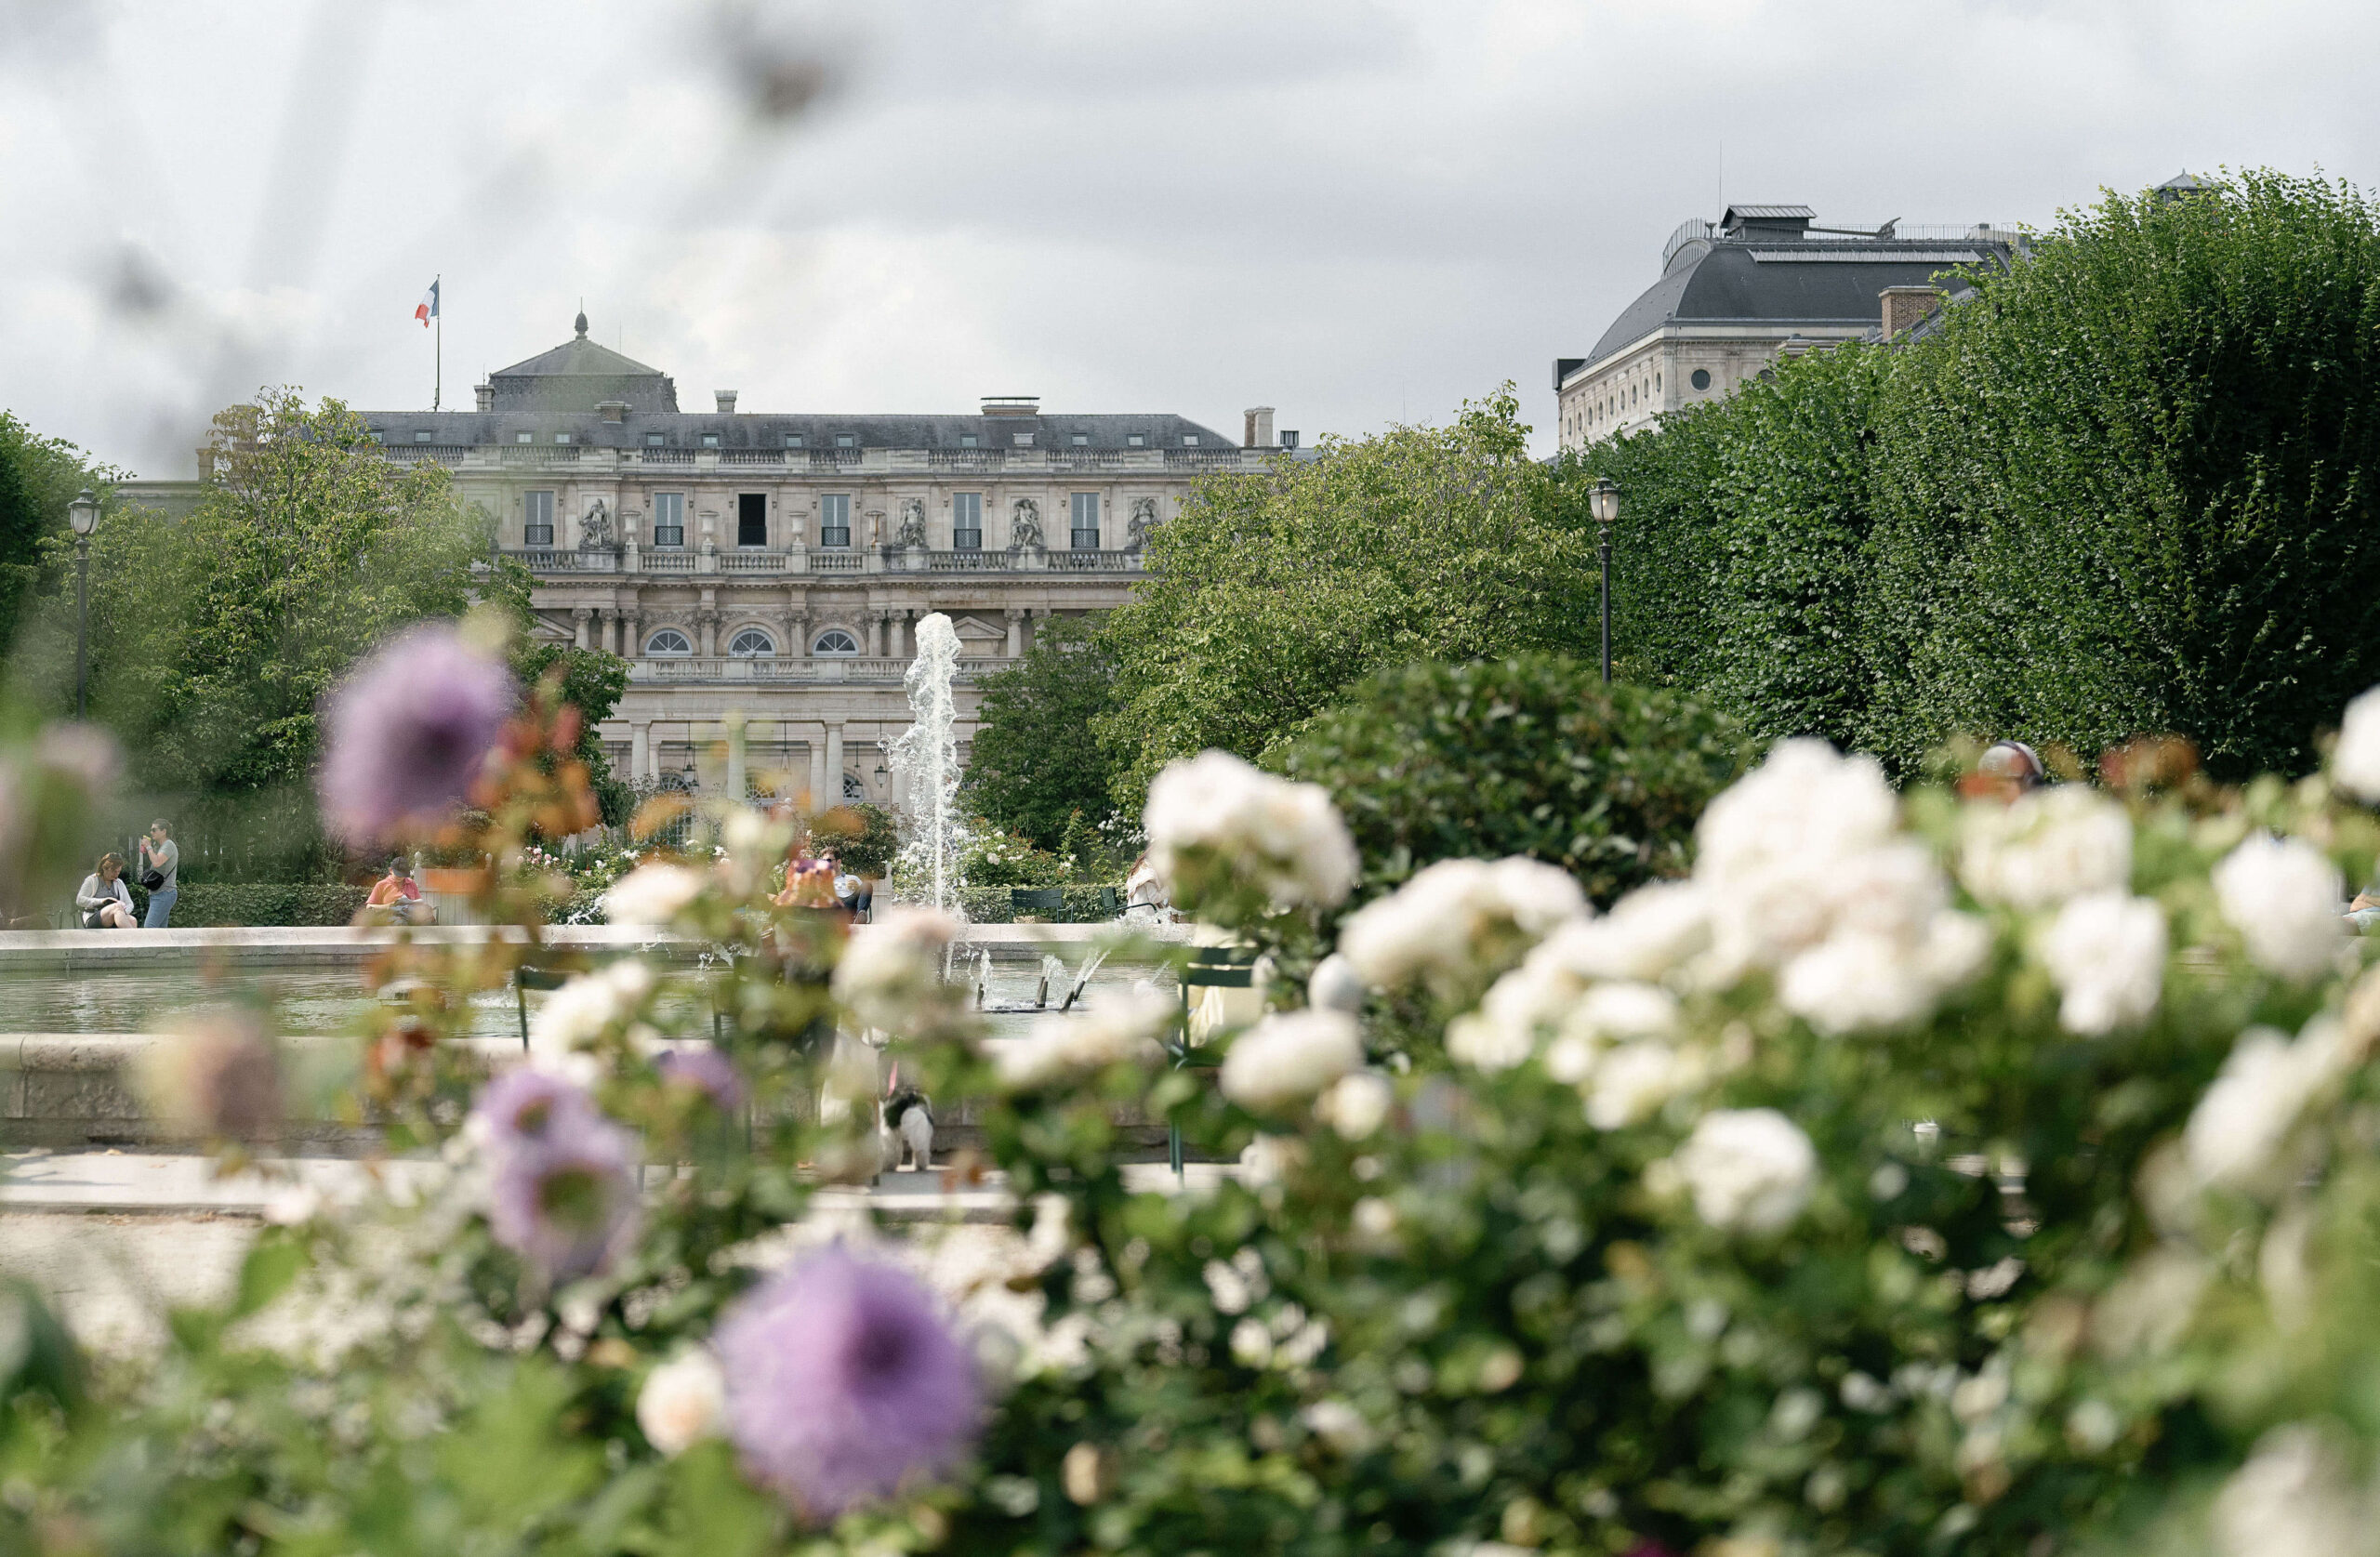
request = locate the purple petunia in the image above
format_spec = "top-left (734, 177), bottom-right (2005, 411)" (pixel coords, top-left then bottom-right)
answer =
top-left (473, 1069), bottom-right (641, 1283)
top-left (318, 625), bottom-right (515, 843)
top-left (656, 1047), bottom-right (746, 1112)
top-left (714, 1247), bottom-right (982, 1522)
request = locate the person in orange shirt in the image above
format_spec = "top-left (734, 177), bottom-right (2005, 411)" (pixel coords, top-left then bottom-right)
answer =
top-left (364, 859), bottom-right (432, 924)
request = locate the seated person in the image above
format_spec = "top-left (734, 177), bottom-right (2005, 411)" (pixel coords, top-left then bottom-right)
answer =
top-left (827, 854), bottom-right (866, 920)
top-left (774, 853), bottom-right (840, 910)
top-left (364, 859), bottom-right (433, 924)
top-left (75, 853), bottom-right (138, 930)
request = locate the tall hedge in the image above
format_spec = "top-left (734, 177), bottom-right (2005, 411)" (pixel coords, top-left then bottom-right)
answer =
top-left (1270, 655), bottom-right (1747, 907)
top-left (1571, 169), bottom-right (2380, 780)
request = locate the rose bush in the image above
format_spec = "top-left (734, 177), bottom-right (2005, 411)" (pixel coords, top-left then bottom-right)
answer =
top-left (13, 637), bottom-right (2380, 1555)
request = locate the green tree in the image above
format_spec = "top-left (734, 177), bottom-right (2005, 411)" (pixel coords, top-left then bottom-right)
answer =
top-left (963, 614), bottom-right (1121, 849)
top-left (0, 413), bottom-right (116, 658)
top-left (13, 389), bottom-right (492, 872)
top-left (1095, 389), bottom-right (1597, 811)
top-left (485, 557), bottom-right (633, 827)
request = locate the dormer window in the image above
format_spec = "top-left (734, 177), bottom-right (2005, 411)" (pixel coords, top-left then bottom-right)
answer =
top-left (959, 433), bottom-right (979, 449)
top-left (554, 432), bottom-right (571, 444)
top-left (515, 431), bottom-right (534, 444)
top-left (1183, 434), bottom-right (1199, 447)
top-left (414, 429), bottom-right (433, 444)
top-left (646, 432), bottom-right (666, 446)
top-left (1126, 433), bottom-right (1144, 448)
top-left (1012, 432), bottom-right (1034, 448)
top-left (1070, 433), bottom-right (1089, 446)
top-left (835, 433), bottom-right (857, 449)
top-left (701, 432), bottom-right (720, 448)
top-left (783, 433), bottom-right (804, 449)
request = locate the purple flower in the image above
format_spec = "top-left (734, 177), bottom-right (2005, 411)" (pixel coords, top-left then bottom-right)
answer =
top-left (714, 1247), bottom-right (981, 1521)
top-left (318, 625), bottom-right (515, 843)
top-left (473, 1070), bottom-right (641, 1283)
top-left (656, 1047), bottom-right (746, 1112)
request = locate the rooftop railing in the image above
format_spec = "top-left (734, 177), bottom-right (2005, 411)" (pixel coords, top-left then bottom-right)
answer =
top-left (497, 545), bottom-right (1149, 577)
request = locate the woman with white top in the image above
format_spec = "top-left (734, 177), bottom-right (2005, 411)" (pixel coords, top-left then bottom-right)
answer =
top-left (76, 853), bottom-right (137, 930)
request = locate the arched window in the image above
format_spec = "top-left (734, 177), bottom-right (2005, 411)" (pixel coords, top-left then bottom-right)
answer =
top-left (843, 772), bottom-right (866, 801)
top-left (813, 629), bottom-right (860, 656)
top-left (727, 627), bottom-right (775, 657)
top-left (645, 628), bottom-right (693, 657)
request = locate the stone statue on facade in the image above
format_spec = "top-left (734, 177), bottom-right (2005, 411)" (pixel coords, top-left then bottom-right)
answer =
top-left (1010, 496), bottom-right (1043, 549)
top-left (579, 498), bottom-right (615, 550)
top-left (894, 497), bottom-right (929, 548)
top-left (1126, 495), bottom-right (1157, 550)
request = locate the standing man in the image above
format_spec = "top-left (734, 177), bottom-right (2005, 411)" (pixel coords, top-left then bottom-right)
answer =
top-left (139, 820), bottom-right (178, 929)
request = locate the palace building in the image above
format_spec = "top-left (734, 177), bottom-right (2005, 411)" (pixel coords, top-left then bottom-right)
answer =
top-left (1554, 205), bottom-right (2020, 451)
top-left (337, 313), bottom-right (1279, 807)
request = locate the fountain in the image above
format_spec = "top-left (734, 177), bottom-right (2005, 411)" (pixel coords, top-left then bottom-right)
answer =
top-left (889, 613), bottom-right (967, 917)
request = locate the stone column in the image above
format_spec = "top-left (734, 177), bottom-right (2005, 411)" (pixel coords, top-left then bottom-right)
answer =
top-left (624, 609), bottom-right (641, 657)
top-left (891, 610), bottom-right (909, 659)
top-left (866, 615), bottom-right (884, 658)
top-left (699, 614), bottom-right (718, 658)
top-left (807, 732), bottom-right (827, 811)
top-left (725, 714), bottom-right (747, 802)
top-left (630, 721), bottom-right (650, 782)
top-left (826, 723), bottom-right (845, 802)
top-left (1005, 608), bottom-right (1024, 658)
top-left (573, 607), bottom-right (591, 650)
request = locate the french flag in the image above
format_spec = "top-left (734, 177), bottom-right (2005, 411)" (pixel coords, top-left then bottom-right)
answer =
top-left (415, 279), bottom-right (439, 327)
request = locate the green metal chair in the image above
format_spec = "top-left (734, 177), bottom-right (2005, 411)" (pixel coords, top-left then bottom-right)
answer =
top-left (1095, 885), bottom-right (1122, 918)
top-left (1010, 886), bottom-right (1066, 921)
top-left (1170, 944), bottom-right (1259, 1177)
top-left (513, 964), bottom-right (571, 1051)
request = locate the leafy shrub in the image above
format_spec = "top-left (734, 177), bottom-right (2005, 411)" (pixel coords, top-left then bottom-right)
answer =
top-left (169, 883), bottom-right (370, 927)
top-left (1272, 654), bottom-right (1747, 906)
top-left (964, 615), bottom-right (1125, 848)
top-left (954, 882), bottom-right (1123, 923)
top-left (810, 801), bottom-right (898, 877)
top-left (960, 825), bottom-right (1069, 888)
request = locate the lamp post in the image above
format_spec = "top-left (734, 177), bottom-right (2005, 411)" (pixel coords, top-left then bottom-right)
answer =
top-left (1590, 477), bottom-right (1620, 684)
top-left (67, 489), bottom-right (99, 719)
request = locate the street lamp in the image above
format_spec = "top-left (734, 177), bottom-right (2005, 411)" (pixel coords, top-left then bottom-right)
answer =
top-left (67, 489), bottom-right (99, 719)
top-left (1590, 477), bottom-right (1620, 684)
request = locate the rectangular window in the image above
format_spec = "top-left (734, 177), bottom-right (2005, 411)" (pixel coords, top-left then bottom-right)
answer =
top-left (1126, 432), bottom-right (1144, 447)
top-left (554, 432), bottom-right (572, 444)
top-left (1183, 434), bottom-right (1199, 446)
top-left (1012, 432), bottom-right (1034, 447)
top-left (737, 493), bottom-right (767, 548)
top-left (701, 432), bottom-right (721, 448)
top-left (1070, 432), bottom-right (1089, 446)
top-left (1070, 492), bottom-right (1100, 549)
top-left (645, 431), bottom-right (666, 447)
top-left (516, 431), bottom-right (534, 443)
top-left (524, 490), bottom-right (555, 548)
top-left (653, 492), bottom-right (685, 548)
top-left (783, 432), bottom-right (804, 449)
top-left (959, 433), bottom-right (979, 449)
top-left (835, 433), bottom-right (857, 449)
top-left (820, 494), bottom-right (851, 548)
top-left (413, 429), bottom-right (432, 443)
top-left (953, 492), bottom-right (983, 550)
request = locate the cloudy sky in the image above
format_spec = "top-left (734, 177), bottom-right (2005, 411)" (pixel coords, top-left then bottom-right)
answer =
top-left (2, 0), bottom-right (2373, 476)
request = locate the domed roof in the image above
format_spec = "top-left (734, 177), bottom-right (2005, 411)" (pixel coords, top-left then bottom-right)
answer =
top-left (486, 314), bottom-right (679, 413)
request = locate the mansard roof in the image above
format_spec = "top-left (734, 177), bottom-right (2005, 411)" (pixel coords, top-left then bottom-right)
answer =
top-left (1582, 219), bottom-right (2017, 366)
top-left (361, 408), bottom-right (1241, 453)
top-left (486, 313), bottom-right (680, 413)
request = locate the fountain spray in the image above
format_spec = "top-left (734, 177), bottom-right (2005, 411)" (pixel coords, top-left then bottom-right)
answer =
top-left (890, 612), bottom-right (966, 917)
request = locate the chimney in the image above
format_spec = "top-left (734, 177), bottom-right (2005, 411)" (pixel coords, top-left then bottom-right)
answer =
top-left (597, 400), bottom-right (628, 424)
top-left (715, 390), bottom-right (739, 415)
top-left (1279, 429), bottom-right (1300, 451)
top-left (981, 395), bottom-right (1039, 416)
top-left (1243, 406), bottom-right (1276, 448)
top-left (474, 382), bottom-right (494, 413)
top-left (1880, 285), bottom-right (1941, 341)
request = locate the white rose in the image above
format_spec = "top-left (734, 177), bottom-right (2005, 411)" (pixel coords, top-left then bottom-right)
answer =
top-left (1779, 924), bottom-right (1950, 1035)
top-left (1959, 787), bottom-right (2134, 909)
top-left (2211, 1425), bottom-right (2369, 1557)
top-left (1307, 953), bottom-right (1368, 1014)
top-left (1315, 1070), bottom-right (1394, 1141)
top-left (2184, 1023), bottom-right (2333, 1191)
top-left (832, 906), bottom-right (961, 1032)
top-left (1144, 751), bottom-right (1356, 909)
top-left (2214, 833), bottom-right (2346, 980)
top-left (1697, 740), bottom-right (1900, 888)
top-left (1447, 957), bottom-right (1580, 1072)
top-left (636, 1351), bottom-right (725, 1456)
top-left (1585, 1040), bottom-right (1698, 1129)
top-left (1300, 1399), bottom-right (1377, 1456)
top-left (2334, 684), bottom-right (2380, 803)
top-left (1220, 1009), bottom-right (1364, 1112)
top-left (602, 863), bottom-right (705, 927)
top-left (1544, 879), bottom-right (1712, 982)
top-left (1673, 1108), bottom-right (1819, 1234)
top-left (1567, 981), bottom-right (1680, 1044)
top-left (2037, 891), bottom-right (2165, 1034)
top-left (527, 958), bottom-right (654, 1057)
top-left (1337, 857), bottom-right (1587, 995)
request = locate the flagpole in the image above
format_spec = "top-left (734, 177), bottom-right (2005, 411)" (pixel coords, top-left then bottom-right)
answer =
top-left (433, 274), bottom-right (442, 412)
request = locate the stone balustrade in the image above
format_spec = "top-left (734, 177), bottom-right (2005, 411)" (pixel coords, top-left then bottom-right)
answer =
top-left (499, 546), bottom-right (1145, 577)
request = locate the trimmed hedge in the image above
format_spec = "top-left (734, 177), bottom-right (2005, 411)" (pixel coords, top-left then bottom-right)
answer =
top-left (155, 883), bottom-right (371, 928)
top-left (957, 884), bottom-right (1126, 925)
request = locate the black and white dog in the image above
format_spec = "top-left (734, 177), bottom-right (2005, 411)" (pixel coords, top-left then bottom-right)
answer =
top-left (882, 1064), bottom-right (933, 1172)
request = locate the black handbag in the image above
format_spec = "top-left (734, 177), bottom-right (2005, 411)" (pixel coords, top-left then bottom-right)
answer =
top-left (139, 868), bottom-right (165, 891)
